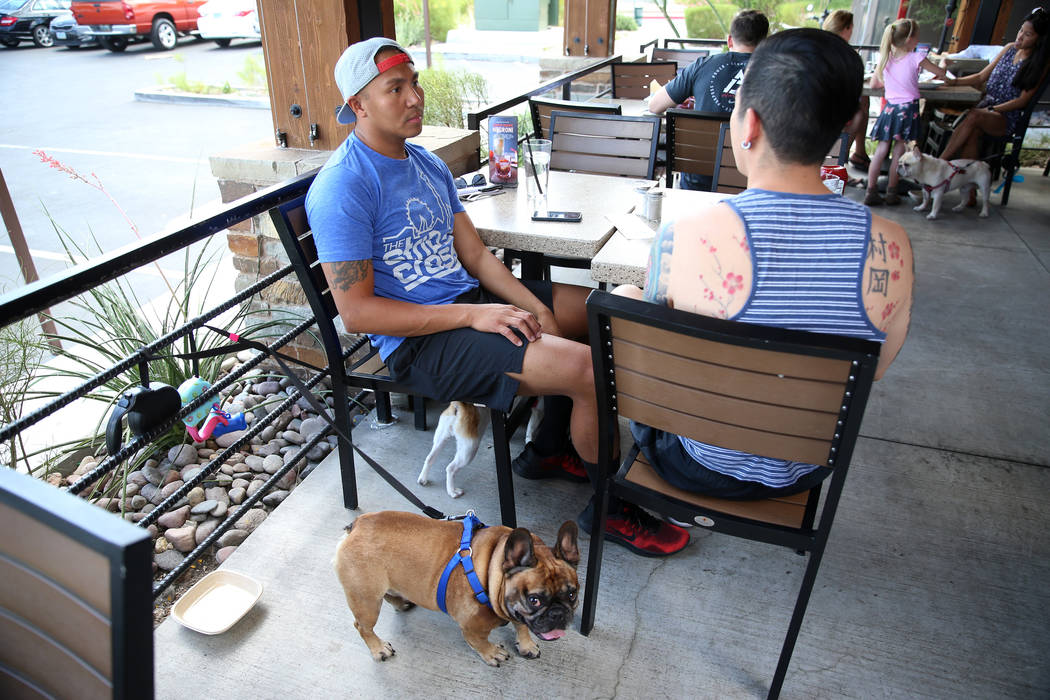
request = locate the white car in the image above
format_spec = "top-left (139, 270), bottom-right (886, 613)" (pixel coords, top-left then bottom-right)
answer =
top-left (196, 0), bottom-right (258, 47)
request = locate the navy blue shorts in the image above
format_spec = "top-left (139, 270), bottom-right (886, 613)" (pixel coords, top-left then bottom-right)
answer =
top-left (385, 281), bottom-right (554, 413)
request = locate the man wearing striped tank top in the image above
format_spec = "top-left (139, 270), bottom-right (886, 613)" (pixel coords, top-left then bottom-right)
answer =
top-left (618, 29), bottom-right (915, 499)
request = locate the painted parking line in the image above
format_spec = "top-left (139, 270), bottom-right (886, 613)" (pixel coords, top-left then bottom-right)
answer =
top-left (0, 245), bottom-right (182, 278)
top-left (0, 143), bottom-right (205, 165)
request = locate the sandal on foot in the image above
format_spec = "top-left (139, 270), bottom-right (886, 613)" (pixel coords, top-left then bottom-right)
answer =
top-left (849, 153), bottom-right (871, 169)
top-left (863, 190), bottom-right (884, 206)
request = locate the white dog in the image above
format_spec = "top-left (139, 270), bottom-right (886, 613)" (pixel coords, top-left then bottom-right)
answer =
top-left (897, 143), bottom-right (991, 220)
top-left (418, 400), bottom-right (543, 499)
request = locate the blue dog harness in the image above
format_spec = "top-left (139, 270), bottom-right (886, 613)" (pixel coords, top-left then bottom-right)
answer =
top-left (436, 512), bottom-right (491, 614)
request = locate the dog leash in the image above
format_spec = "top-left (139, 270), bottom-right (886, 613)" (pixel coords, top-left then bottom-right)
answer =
top-left (436, 510), bottom-right (492, 614)
top-left (166, 325), bottom-right (448, 520)
top-left (923, 160), bottom-right (973, 193)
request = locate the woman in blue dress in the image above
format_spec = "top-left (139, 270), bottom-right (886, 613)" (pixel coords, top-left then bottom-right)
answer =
top-left (940, 7), bottom-right (1050, 160)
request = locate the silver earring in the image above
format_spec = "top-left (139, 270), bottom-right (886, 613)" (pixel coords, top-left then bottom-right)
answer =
top-left (740, 140), bottom-right (752, 150)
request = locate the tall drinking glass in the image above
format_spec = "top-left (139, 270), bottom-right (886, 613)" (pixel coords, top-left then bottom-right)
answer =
top-left (523, 138), bottom-right (552, 214)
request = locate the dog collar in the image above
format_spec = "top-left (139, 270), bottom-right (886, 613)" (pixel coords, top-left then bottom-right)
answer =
top-left (437, 512), bottom-right (491, 614)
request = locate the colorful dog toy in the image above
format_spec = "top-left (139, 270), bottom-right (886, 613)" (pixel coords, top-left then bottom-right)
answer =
top-left (177, 377), bottom-right (246, 444)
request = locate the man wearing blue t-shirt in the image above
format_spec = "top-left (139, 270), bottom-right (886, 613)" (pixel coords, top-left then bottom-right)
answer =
top-left (305, 37), bottom-right (690, 557)
top-left (648, 10), bottom-right (769, 191)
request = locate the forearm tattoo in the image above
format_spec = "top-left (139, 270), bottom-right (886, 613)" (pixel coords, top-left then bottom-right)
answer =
top-left (327, 260), bottom-right (371, 291)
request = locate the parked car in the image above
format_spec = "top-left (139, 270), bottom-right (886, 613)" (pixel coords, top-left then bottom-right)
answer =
top-left (196, 0), bottom-right (258, 47)
top-left (0, 0), bottom-right (70, 48)
top-left (48, 8), bottom-right (96, 47)
top-left (70, 0), bottom-right (206, 52)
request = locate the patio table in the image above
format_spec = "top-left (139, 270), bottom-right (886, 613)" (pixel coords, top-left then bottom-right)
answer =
top-left (590, 187), bottom-right (728, 287)
top-left (862, 82), bottom-right (982, 106)
top-left (463, 169), bottom-right (656, 279)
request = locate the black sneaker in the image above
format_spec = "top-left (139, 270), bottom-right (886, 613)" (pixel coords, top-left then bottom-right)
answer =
top-left (577, 498), bottom-right (689, 558)
top-left (512, 443), bottom-right (589, 483)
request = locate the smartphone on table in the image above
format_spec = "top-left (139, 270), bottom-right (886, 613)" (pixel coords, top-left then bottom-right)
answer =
top-left (531, 211), bottom-right (582, 222)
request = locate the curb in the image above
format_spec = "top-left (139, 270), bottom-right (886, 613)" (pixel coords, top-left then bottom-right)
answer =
top-left (134, 88), bottom-right (271, 110)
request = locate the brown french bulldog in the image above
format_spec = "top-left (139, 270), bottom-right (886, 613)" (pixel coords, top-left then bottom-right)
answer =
top-left (333, 510), bottom-right (579, 666)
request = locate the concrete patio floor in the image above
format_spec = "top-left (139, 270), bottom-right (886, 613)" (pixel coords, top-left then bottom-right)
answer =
top-left (154, 168), bottom-right (1050, 699)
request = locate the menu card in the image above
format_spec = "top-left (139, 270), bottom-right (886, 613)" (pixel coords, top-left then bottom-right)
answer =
top-left (488, 115), bottom-right (518, 186)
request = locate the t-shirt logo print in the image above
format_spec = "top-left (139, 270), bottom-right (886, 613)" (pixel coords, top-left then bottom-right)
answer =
top-left (708, 66), bottom-right (744, 111)
top-left (381, 165), bottom-right (463, 292)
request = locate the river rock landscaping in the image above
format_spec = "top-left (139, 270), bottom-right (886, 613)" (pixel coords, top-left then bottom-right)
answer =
top-left (56, 358), bottom-right (339, 611)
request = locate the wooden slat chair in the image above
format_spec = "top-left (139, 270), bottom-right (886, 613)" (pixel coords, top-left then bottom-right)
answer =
top-left (549, 111), bottom-right (662, 180)
top-left (0, 467), bottom-right (153, 700)
top-left (611, 61), bottom-right (677, 99)
top-left (824, 132), bottom-right (850, 167)
top-left (528, 96), bottom-right (622, 140)
top-left (712, 121), bottom-right (748, 194)
top-left (579, 291), bottom-right (880, 699)
top-left (665, 107), bottom-right (730, 188)
top-left (270, 195), bottom-right (528, 526)
top-left (651, 47), bottom-right (709, 71)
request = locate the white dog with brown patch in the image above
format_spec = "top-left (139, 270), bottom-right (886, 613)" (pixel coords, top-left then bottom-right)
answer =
top-left (897, 143), bottom-right (991, 220)
top-left (418, 400), bottom-right (542, 498)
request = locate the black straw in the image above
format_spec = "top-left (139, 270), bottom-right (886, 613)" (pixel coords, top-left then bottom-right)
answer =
top-left (524, 135), bottom-right (543, 195)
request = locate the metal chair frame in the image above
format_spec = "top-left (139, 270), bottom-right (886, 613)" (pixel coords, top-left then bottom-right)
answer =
top-left (528, 96), bottom-right (622, 140)
top-left (269, 195), bottom-right (528, 526)
top-left (580, 291), bottom-right (880, 699)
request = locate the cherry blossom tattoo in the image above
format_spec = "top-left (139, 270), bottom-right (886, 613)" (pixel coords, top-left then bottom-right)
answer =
top-left (693, 232), bottom-right (749, 318)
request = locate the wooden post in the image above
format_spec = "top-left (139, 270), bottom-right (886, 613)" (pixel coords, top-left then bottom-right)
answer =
top-left (563, 0), bottom-right (615, 57)
top-left (423, 0), bottom-right (433, 68)
top-left (257, 0), bottom-right (396, 151)
top-left (0, 169), bottom-right (61, 351)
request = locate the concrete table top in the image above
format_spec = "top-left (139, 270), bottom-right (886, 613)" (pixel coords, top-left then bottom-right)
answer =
top-left (590, 187), bottom-right (728, 287)
top-left (464, 170), bottom-right (656, 259)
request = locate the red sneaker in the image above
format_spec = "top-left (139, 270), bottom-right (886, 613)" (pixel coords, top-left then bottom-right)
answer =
top-left (512, 443), bottom-right (590, 483)
top-left (578, 500), bottom-right (689, 557)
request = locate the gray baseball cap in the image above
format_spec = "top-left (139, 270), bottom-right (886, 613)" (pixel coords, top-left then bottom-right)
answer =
top-left (334, 37), bottom-right (413, 125)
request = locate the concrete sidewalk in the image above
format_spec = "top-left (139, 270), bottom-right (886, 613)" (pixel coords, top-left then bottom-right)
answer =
top-left (154, 168), bottom-right (1050, 698)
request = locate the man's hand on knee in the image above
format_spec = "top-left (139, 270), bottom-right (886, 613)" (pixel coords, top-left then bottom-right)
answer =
top-left (469, 303), bottom-right (542, 345)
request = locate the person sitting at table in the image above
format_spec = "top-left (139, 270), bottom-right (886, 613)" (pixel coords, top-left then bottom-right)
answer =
top-left (939, 7), bottom-right (1050, 162)
top-left (647, 9), bottom-right (769, 191)
top-left (615, 28), bottom-right (915, 499)
top-left (822, 9), bottom-right (872, 170)
top-left (305, 37), bottom-right (689, 557)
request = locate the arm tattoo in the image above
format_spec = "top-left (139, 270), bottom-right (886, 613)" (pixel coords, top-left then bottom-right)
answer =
top-left (327, 260), bottom-right (371, 292)
top-left (644, 223), bottom-right (674, 304)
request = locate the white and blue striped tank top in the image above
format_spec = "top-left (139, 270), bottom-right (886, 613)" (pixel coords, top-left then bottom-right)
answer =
top-left (679, 189), bottom-right (886, 488)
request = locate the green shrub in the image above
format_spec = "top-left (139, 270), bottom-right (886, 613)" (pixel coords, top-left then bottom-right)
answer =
top-left (684, 4), bottom-right (737, 39)
top-left (420, 65), bottom-right (488, 128)
top-left (395, 0), bottom-right (470, 45)
top-left (616, 13), bottom-right (639, 31)
top-left (777, 0), bottom-right (851, 29)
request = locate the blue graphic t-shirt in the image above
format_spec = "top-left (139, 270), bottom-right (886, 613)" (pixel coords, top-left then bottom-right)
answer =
top-left (305, 133), bottom-right (478, 360)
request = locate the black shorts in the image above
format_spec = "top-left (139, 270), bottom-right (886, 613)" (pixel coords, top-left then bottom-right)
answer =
top-left (385, 280), bottom-right (554, 413)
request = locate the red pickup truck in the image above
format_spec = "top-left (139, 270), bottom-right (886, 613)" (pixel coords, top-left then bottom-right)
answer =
top-left (70, 0), bottom-right (206, 52)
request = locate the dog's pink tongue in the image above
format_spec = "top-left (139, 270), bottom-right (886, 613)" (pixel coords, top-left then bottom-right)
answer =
top-left (539, 629), bottom-right (566, 641)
